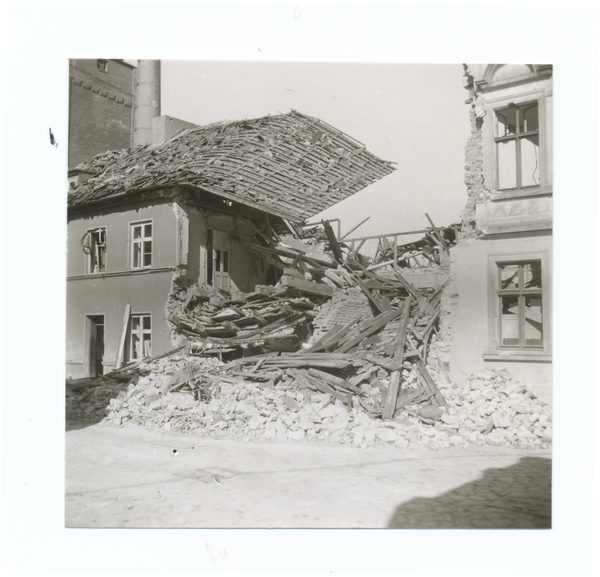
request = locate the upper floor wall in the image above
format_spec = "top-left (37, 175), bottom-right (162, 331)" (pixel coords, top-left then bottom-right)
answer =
top-left (463, 64), bottom-right (553, 237)
top-left (67, 196), bottom-right (270, 293)
top-left (67, 200), bottom-right (179, 278)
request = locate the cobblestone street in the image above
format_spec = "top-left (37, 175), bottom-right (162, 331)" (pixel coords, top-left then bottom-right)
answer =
top-left (66, 423), bottom-right (551, 529)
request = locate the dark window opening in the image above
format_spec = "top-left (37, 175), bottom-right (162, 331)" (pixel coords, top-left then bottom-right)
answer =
top-left (83, 227), bottom-right (106, 273)
top-left (97, 59), bottom-right (108, 72)
top-left (207, 229), bottom-right (214, 285)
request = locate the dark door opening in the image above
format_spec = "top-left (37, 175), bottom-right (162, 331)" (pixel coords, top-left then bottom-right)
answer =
top-left (84, 315), bottom-right (105, 377)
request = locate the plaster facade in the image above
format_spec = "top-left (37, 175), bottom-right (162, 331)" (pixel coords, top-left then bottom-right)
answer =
top-left (66, 194), bottom-right (269, 378)
top-left (451, 64), bottom-right (553, 404)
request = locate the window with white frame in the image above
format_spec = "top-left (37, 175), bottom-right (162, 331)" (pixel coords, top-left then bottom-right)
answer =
top-left (82, 227), bottom-right (107, 273)
top-left (131, 221), bottom-right (152, 269)
top-left (130, 314), bottom-right (151, 360)
top-left (494, 101), bottom-right (540, 191)
top-left (497, 260), bottom-right (543, 348)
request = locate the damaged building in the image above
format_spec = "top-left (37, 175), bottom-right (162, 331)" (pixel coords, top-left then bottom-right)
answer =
top-left (66, 101), bottom-right (395, 378)
top-left (449, 64), bottom-right (553, 404)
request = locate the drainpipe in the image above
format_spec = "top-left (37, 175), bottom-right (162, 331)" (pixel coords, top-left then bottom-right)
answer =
top-left (133, 60), bottom-right (161, 146)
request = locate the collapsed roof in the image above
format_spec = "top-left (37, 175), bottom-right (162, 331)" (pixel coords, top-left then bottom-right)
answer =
top-left (68, 110), bottom-right (396, 223)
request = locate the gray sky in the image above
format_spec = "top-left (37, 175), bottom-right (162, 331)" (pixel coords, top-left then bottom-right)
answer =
top-left (152, 60), bottom-right (470, 241)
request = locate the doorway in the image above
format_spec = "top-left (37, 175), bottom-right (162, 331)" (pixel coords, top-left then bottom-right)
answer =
top-left (207, 229), bottom-right (231, 290)
top-left (84, 315), bottom-right (105, 377)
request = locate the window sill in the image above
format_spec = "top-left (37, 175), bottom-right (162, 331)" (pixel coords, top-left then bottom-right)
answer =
top-left (68, 267), bottom-right (175, 281)
top-left (490, 187), bottom-right (552, 201)
top-left (483, 351), bottom-right (552, 363)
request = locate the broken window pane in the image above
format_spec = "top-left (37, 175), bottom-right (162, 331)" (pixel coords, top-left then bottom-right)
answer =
top-left (133, 226), bottom-right (141, 239)
top-left (501, 295), bottom-right (520, 346)
top-left (223, 251), bottom-right (229, 273)
top-left (215, 250), bottom-right (221, 272)
top-left (133, 243), bottom-right (141, 268)
top-left (86, 228), bottom-right (106, 273)
top-left (131, 333), bottom-right (141, 359)
top-left (495, 101), bottom-right (541, 191)
top-left (524, 296), bottom-right (543, 346)
top-left (523, 262), bottom-right (542, 289)
top-left (143, 337), bottom-right (152, 358)
top-left (500, 264), bottom-right (519, 289)
top-left (498, 260), bottom-right (543, 349)
top-left (521, 134), bottom-right (540, 187)
top-left (496, 108), bottom-right (517, 137)
top-left (130, 314), bottom-right (151, 360)
top-left (497, 139), bottom-right (517, 189)
top-left (521, 103), bottom-right (538, 133)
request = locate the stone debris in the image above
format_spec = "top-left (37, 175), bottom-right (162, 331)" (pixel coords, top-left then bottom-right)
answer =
top-left (66, 342), bottom-right (551, 449)
top-left (66, 219), bottom-right (550, 450)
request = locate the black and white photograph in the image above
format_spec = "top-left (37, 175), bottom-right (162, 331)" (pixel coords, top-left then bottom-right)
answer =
top-left (64, 59), bottom-right (553, 530)
top-left (3, 3), bottom-right (598, 576)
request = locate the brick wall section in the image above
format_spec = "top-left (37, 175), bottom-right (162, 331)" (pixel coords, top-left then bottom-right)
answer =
top-left (69, 60), bottom-right (134, 169)
top-left (310, 287), bottom-right (373, 342)
top-left (461, 68), bottom-right (491, 239)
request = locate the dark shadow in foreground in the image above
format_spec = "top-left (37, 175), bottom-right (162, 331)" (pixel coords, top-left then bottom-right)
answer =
top-left (388, 456), bottom-right (551, 529)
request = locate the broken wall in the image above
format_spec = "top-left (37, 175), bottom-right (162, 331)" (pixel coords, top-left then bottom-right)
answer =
top-left (461, 68), bottom-right (489, 238)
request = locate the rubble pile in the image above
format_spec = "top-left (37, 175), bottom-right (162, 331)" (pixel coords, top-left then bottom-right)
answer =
top-left (66, 219), bottom-right (551, 449)
top-left (66, 343), bottom-right (551, 449)
top-left (370, 221), bottom-right (460, 269)
top-left (168, 285), bottom-right (324, 358)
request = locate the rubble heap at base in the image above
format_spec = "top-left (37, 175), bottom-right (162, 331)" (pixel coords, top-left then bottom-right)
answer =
top-left (66, 219), bottom-right (551, 450)
top-left (66, 341), bottom-right (551, 449)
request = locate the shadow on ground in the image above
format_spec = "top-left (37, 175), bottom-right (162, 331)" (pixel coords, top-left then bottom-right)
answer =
top-left (388, 456), bottom-right (551, 529)
top-left (66, 417), bottom-right (105, 432)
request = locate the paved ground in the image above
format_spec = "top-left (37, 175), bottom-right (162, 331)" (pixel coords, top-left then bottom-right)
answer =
top-left (65, 422), bottom-right (551, 529)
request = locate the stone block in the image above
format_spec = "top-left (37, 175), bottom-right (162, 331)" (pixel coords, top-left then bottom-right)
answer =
top-left (287, 430), bottom-right (305, 441)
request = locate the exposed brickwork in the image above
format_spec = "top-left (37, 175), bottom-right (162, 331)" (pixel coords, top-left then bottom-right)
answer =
top-left (310, 287), bottom-right (372, 341)
top-left (461, 68), bottom-right (491, 239)
top-left (69, 59), bottom-right (134, 169)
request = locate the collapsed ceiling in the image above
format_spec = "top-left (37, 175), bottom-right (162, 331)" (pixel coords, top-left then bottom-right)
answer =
top-left (68, 110), bottom-right (396, 223)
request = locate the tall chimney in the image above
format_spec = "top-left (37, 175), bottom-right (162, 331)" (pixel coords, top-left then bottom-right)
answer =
top-left (133, 60), bottom-right (161, 146)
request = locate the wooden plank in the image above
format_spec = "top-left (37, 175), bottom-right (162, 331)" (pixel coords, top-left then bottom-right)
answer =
top-left (307, 368), bottom-right (361, 394)
top-left (336, 308), bottom-right (403, 353)
top-left (395, 386), bottom-right (428, 410)
top-left (382, 372), bottom-right (401, 419)
top-left (415, 358), bottom-right (446, 406)
top-left (279, 274), bottom-right (333, 297)
top-left (115, 304), bottom-right (131, 369)
top-left (304, 323), bottom-right (344, 353)
top-left (389, 268), bottom-right (422, 300)
top-left (382, 296), bottom-right (412, 419)
top-left (302, 372), bottom-right (352, 409)
top-left (425, 213), bottom-right (449, 254)
top-left (349, 272), bottom-right (385, 315)
top-left (322, 219), bottom-right (344, 263)
top-left (340, 216), bottom-right (370, 240)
